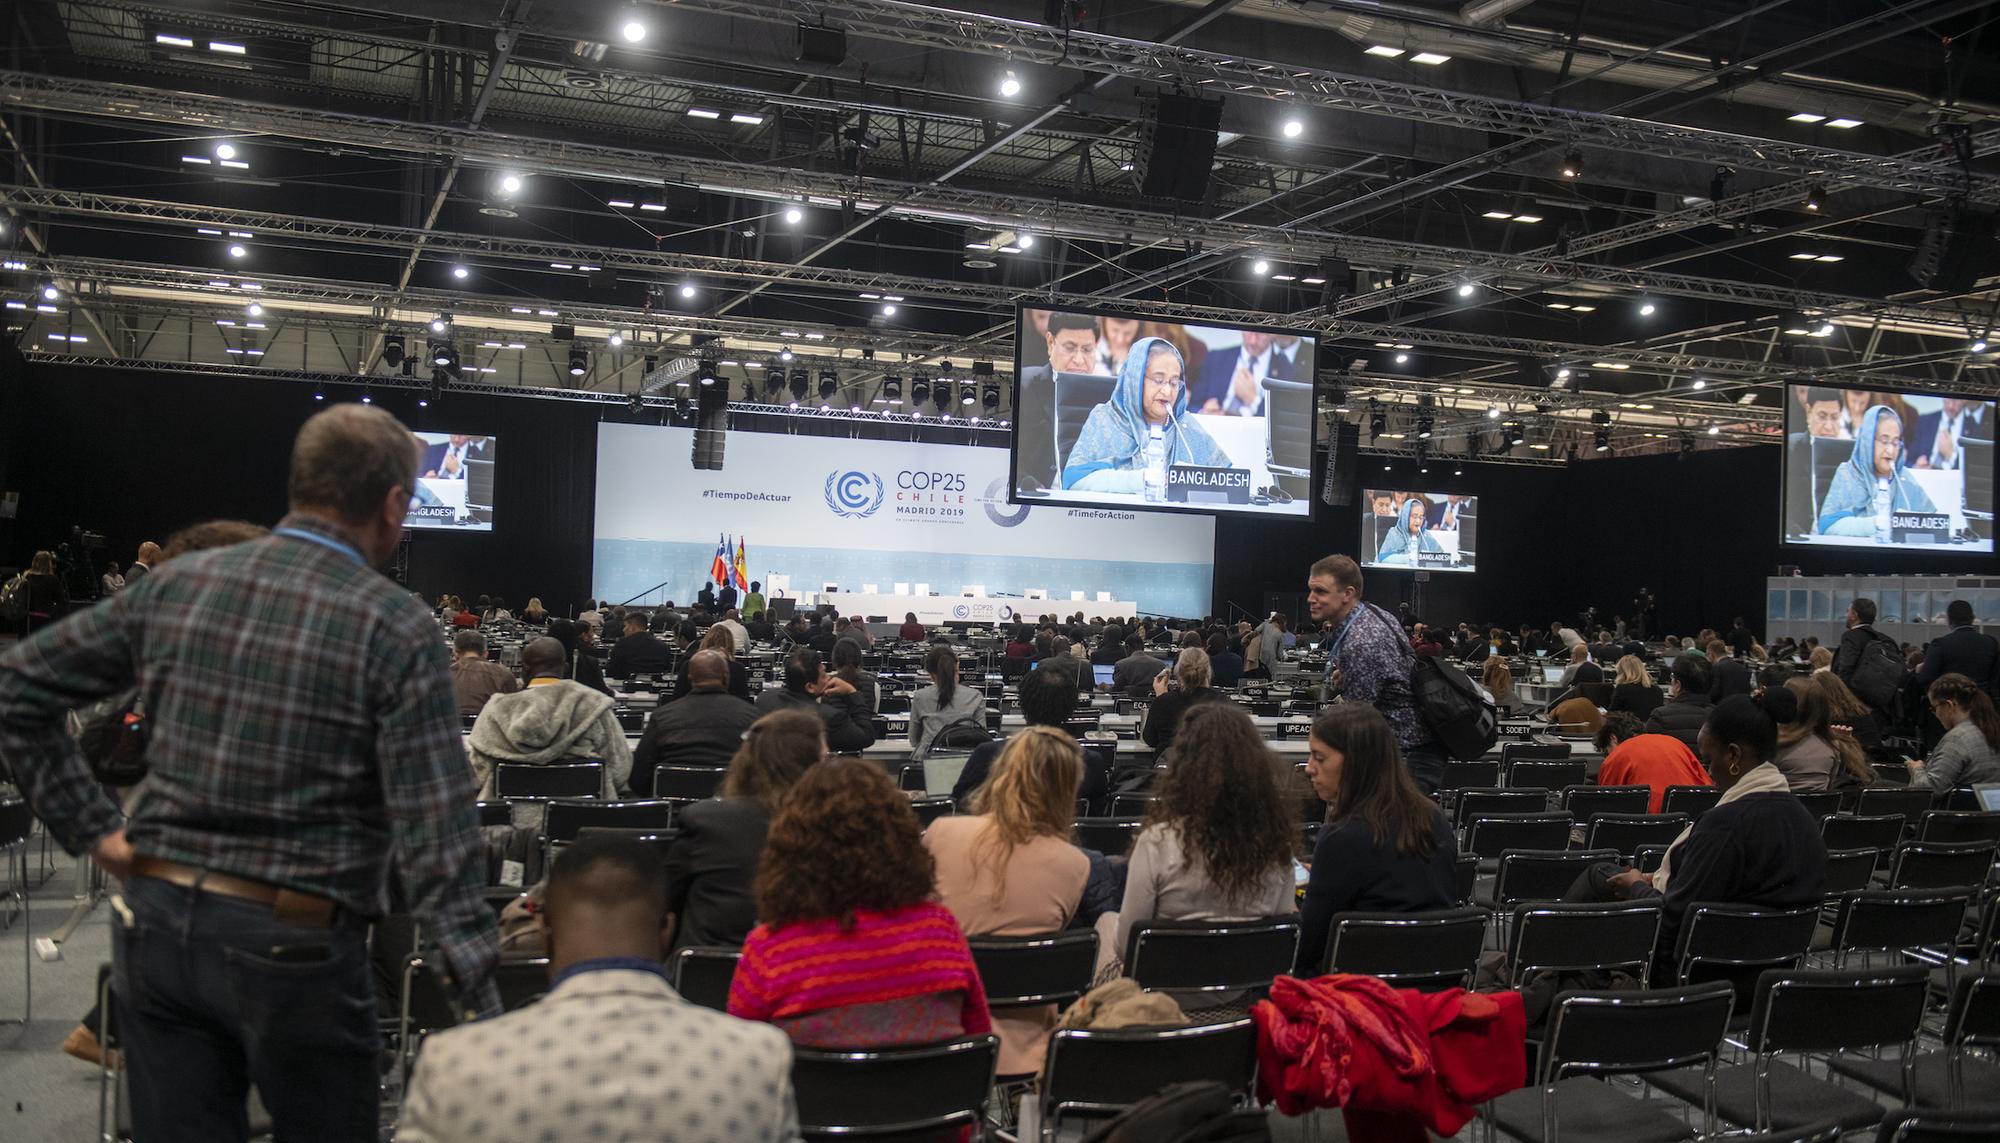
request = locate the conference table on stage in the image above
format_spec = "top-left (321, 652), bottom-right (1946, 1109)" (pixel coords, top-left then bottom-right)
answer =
top-left (807, 591), bottom-right (1140, 625)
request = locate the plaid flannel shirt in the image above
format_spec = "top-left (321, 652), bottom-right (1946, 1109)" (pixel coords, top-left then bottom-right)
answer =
top-left (0, 513), bottom-right (499, 1013)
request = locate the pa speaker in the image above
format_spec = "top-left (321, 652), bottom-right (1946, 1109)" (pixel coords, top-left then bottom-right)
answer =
top-left (691, 385), bottom-right (728, 470)
top-left (1908, 205), bottom-right (1997, 293)
top-left (795, 23), bottom-right (846, 65)
top-left (1317, 257), bottom-right (1353, 307)
top-left (1134, 92), bottom-right (1223, 203)
top-left (1322, 421), bottom-right (1359, 507)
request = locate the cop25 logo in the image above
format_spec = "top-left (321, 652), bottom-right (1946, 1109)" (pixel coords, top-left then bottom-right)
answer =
top-left (824, 470), bottom-right (885, 518)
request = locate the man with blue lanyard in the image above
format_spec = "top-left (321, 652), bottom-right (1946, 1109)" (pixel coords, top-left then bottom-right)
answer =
top-left (0, 404), bottom-right (499, 1142)
top-left (398, 836), bottom-right (801, 1142)
top-left (1305, 553), bottom-right (1445, 793)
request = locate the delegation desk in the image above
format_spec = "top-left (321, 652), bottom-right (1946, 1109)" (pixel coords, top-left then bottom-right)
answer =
top-left (808, 592), bottom-right (1139, 626)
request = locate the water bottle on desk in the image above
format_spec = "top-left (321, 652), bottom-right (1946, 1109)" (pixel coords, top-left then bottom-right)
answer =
top-left (1143, 426), bottom-right (1167, 502)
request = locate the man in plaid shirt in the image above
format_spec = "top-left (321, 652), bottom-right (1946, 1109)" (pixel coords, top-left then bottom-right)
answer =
top-left (0, 404), bottom-right (498, 1142)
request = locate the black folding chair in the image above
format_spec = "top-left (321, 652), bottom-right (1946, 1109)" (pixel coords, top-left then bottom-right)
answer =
top-left (1124, 917), bottom-right (1299, 998)
top-left (1508, 899), bottom-right (1665, 990)
top-left (1073, 818), bottom-right (1143, 856)
top-left (1455, 788), bottom-right (1551, 828)
top-left (1479, 849), bottom-right (1621, 911)
top-left (1323, 907), bottom-right (1487, 990)
top-left (1645, 965), bottom-right (1930, 1133)
top-left (670, 946), bottom-right (741, 1012)
top-left (1465, 813), bottom-right (1574, 864)
top-left (1508, 760), bottom-right (1590, 792)
top-left (652, 764), bottom-right (726, 803)
top-left (1857, 786), bottom-right (1939, 832)
top-left (1560, 785), bottom-right (1651, 825)
top-left (792, 1034), bottom-right (999, 1140)
top-left (1831, 970), bottom-right (2000, 1111)
top-left (1875, 1109), bottom-right (2000, 1141)
top-left (1919, 810), bottom-right (2000, 844)
top-left (1487, 982), bottom-right (1734, 1143)
top-left (1108, 792), bottom-right (1157, 817)
top-left (1794, 791), bottom-right (1845, 821)
top-left (542, 799), bottom-right (675, 846)
top-left (474, 800), bottom-right (511, 828)
top-left (1888, 840), bottom-right (1998, 890)
top-left (1039, 1019), bottom-right (1256, 1140)
top-left (1585, 813), bottom-right (1691, 860)
top-left (1821, 813), bottom-right (1905, 857)
top-left (970, 931), bottom-right (1099, 1009)
top-left (1671, 904), bottom-right (1820, 1018)
top-left (1662, 784), bottom-right (1722, 818)
top-left (1822, 847), bottom-right (1882, 896)
top-left (492, 761), bottom-right (603, 800)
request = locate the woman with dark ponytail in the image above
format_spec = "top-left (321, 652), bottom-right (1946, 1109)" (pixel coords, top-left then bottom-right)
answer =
top-left (1605, 694), bottom-right (1827, 979)
top-left (1912, 673), bottom-right (2000, 798)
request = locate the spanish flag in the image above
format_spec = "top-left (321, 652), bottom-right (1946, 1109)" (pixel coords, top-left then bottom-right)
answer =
top-left (709, 533), bottom-right (728, 585)
top-left (733, 536), bottom-right (750, 591)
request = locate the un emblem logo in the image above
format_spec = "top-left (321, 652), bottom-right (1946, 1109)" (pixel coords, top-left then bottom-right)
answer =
top-left (824, 470), bottom-right (885, 518)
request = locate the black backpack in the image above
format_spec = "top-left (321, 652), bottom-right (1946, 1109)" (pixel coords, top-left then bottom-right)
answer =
top-left (1079, 1081), bottom-right (1270, 1143)
top-left (920, 716), bottom-right (994, 759)
top-left (1848, 632), bottom-right (1908, 710)
top-left (1412, 654), bottom-right (1500, 762)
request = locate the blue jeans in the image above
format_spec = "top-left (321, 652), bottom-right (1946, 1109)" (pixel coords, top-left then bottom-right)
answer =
top-left (1404, 743), bottom-right (1446, 796)
top-left (112, 875), bottom-right (380, 1143)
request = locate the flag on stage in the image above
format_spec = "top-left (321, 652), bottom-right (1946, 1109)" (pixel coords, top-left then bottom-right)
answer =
top-left (733, 537), bottom-right (749, 591)
top-left (709, 533), bottom-right (728, 585)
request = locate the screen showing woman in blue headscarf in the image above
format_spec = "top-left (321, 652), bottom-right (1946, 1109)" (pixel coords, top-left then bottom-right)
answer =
top-left (1815, 404), bottom-right (1937, 538)
top-left (1375, 496), bottom-right (1446, 564)
top-left (1060, 336), bottom-right (1232, 493)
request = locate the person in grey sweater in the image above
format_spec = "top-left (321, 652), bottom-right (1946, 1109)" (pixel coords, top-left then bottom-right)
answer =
top-left (1911, 673), bottom-right (2000, 798)
top-left (467, 637), bottom-right (633, 825)
top-left (910, 644), bottom-right (985, 754)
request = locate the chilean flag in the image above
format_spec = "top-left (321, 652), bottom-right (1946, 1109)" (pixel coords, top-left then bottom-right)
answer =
top-left (709, 533), bottom-right (729, 585)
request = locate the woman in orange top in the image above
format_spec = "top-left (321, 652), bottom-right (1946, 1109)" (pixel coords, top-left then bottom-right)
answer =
top-left (1594, 712), bottom-right (1712, 813)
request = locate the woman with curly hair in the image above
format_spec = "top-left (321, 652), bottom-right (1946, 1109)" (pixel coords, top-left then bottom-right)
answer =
top-left (1113, 703), bottom-right (1297, 967)
top-left (670, 623), bottom-right (751, 700)
top-left (926, 726), bottom-right (1088, 1074)
top-left (729, 758), bottom-right (991, 1049)
top-left (1297, 704), bottom-right (1459, 975)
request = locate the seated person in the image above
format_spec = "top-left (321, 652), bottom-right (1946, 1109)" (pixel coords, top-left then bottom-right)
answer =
top-left (1816, 405), bottom-right (1937, 537)
top-left (753, 646), bottom-right (876, 754)
top-left (605, 612), bottom-right (676, 679)
top-left (665, 709), bottom-right (822, 953)
top-left (669, 625), bottom-right (752, 701)
top-left (633, 649), bottom-right (759, 797)
top-left (1707, 640), bottom-right (1754, 702)
top-left (1140, 646), bottom-right (1227, 751)
top-left (1594, 712), bottom-right (1711, 813)
top-left (1032, 632), bottom-right (1088, 701)
top-left (1769, 677), bottom-right (1872, 793)
top-left (829, 637), bottom-right (881, 713)
top-left (1607, 655), bottom-right (1662, 720)
top-left (466, 637), bottom-right (630, 810)
top-left (1110, 634), bottom-right (1168, 696)
top-left (925, 727), bottom-right (1090, 1076)
top-left (398, 836), bottom-right (799, 1143)
top-left (909, 644), bottom-right (984, 754)
top-left (1481, 657), bottom-right (1520, 715)
top-left (449, 629), bottom-right (519, 716)
top-left (953, 664), bottom-right (1110, 810)
top-left (1606, 695), bottom-right (1828, 983)
top-left (1643, 656), bottom-right (1714, 749)
top-left (898, 612), bottom-right (925, 642)
top-left (1297, 705), bottom-right (1459, 976)
top-left (1205, 630), bottom-right (1244, 687)
top-left (1547, 695), bottom-right (1604, 738)
top-left (1375, 498), bottom-right (1445, 565)
top-left (1061, 336), bottom-right (1230, 493)
top-left (1909, 673), bottom-right (2000, 798)
top-left (1118, 704), bottom-right (1298, 969)
top-left (1547, 643), bottom-right (1604, 704)
top-left (729, 759), bottom-right (992, 1048)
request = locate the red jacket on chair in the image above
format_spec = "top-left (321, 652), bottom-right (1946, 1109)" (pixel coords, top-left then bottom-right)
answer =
top-left (1251, 973), bottom-right (1526, 1137)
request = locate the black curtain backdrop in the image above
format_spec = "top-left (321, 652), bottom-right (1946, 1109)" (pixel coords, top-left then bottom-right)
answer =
top-left (5, 358), bottom-right (1994, 632)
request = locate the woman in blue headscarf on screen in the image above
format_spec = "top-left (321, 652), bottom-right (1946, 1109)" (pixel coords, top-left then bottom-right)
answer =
top-left (1061, 335), bottom-right (1232, 492)
top-left (1375, 496), bottom-right (1445, 564)
top-left (1816, 404), bottom-right (1936, 538)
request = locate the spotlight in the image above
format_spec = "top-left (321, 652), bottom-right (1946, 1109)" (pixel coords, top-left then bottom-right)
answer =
top-left (1593, 430), bottom-right (1610, 453)
top-left (1017, 233), bottom-right (1035, 250)
top-left (679, 283), bottom-right (696, 299)
top-left (982, 384), bottom-right (1000, 411)
top-left (1709, 165), bottom-right (1736, 202)
top-left (765, 363), bottom-right (787, 393)
top-left (381, 335), bottom-right (405, 368)
top-left (779, 347), bottom-right (794, 361)
top-left (1457, 282), bottom-right (1475, 298)
top-left (567, 348), bottom-right (588, 377)
top-left (312, 388), bottom-right (324, 402)
top-left (1691, 377), bottom-right (1707, 390)
top-left (1504, 420), bottom-right (1525, 446)
top-left (818, 371), bottom-right (838, 400)
top-left (1804, 183), bottom-right (1825, 212)
top-left (431, 342), bottom-right (456, 368)
top-left (451, 264), bottom-right (469, 280)
top-left (37, 280), bottom-right (57, 302)
top-left (1638, 300), bottom-right (1657, 316)
top-left (497, 172), bottom-right (523, 195)
top-left (788, 369), bottom-right (808, 401)
top-left (1416, 417), bottom-right (1433, 440)
top-left (696, 358), bottom-right (717, 386)
top-left (960, 382), bottom-right (976, 407)
top-left (1369, 409), bottom-right (1386, 439)
top-left (227, 244), bottom-right (247, 258)
top-left (429, 314), bottom-right (451, 334)
top-left (1555, 366), bottom-right (1572, 382)
top-left (620, 16), bottom-right (648, 43)
top-left (1394, 353), bottom-right (1410, 365)
top-left (245, 303), bottom-right (263, 317)
top-left (1251, 258), bottom-right (1270, 276)
top-left (882, 304), bottom-right (897, 317)
top-left (999, 70), bottom-right (1022, 98)
top-left (609, 333), bottom-right (625, 348)
top-left (1281, 116), bottom-right (1304, 139)
top-left (1560, 149), bottom-right (1584, 178)
top-left (911, 375), bottom-right (931, 405)
top-left (883, 376), bottom-right (903, 404)
top-left (214, 142), bottom-right (236, 160)
top-left (783, 205), bottom-right (804, 225)
top-left (1970, 334), bottom-right (1989, 354)
top-left (1707, 424), bottom-right (1721, 436)
top-left (360, 389), bottom-right (373, 404)
top-left (934, 380), bottom-right (952, 410)
top-left (1331, 386), bottom-right (1350, 413)
top-left (1486, 405), bottom-right (1500, 420)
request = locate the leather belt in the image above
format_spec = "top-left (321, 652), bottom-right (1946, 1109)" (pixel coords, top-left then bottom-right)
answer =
top-left (130, 856), bottom-right (341, 929)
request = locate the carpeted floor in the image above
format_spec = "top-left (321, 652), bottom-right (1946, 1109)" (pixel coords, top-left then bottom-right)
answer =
top-left (1, 848), bottom-right (115, 1143)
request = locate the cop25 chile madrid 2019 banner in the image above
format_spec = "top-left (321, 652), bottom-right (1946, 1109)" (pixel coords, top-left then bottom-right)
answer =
top-left (592, 422), bottom-right (1216, 617)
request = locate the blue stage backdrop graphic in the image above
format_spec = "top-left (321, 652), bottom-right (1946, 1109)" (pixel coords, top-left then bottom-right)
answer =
top-left (592, 423), bottom-right (1217, 615)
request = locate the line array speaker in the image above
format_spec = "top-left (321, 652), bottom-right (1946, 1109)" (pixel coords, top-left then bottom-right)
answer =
top-left (1908, 204), bottom-right (1997, 293)
top-left (1134, 92), bottom-right (1223, 203)
top-left (1322, 421), bottom-right (1359, 507)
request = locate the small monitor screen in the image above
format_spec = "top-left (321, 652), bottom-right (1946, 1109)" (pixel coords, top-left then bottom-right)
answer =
top-left (1092, 664), bottom-right (1116, 688)
top-left (1010, 304), bottom-right (1316, 518)
top-left (406, 432), bottom-right (495, 531)
top-left (1358, 489), bottom-right (1477, 573)
top-left (1781, 385), bottom-right (1993, 553)
top-left (1976, 785), bottom-right (2000, 812)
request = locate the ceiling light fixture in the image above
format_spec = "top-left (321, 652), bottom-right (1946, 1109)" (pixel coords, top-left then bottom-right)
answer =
top-left (1560, 149), bottom-right (1584, 179)
top-left (227, 243), bottom-right (247, 258)
top-left (999, 70), bottom-right (1022, 98)
top-left (1281, 116), bottom-right (1304, 139)
top-left (620, 16), bottom-right (648, 43)
top-left (568, 348), bottom-right (589, 377)
top-left (1826, 117), bottom-right (1863, 129)
top-left (1364, 45), bottom-right (1405, 58)
top-left (1410, 51), bottom-right (1451, 65)
top-left (451, 264), bottom-right (469, 280)
top-left (1638, 300), bottom-right (1657, 316)
top-left (1788, 112), bottom-right (1826, 124)
top-left (783, 205), bottom-right (804, 225)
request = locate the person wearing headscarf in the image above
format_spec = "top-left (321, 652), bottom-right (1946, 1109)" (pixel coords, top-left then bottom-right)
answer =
top-left (1374, 497), bottom-right (1445, 564)
top-left (1816, 405), bottom-right (1935, 538)
top-left (1061, 336), bottom-right (1231, 493)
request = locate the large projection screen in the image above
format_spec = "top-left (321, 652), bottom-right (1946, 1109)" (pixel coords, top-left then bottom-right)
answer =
top-left (1010, 304), bottom-right (1316, 519)
top-left (1782, 385), bottom-right (1993, 553)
